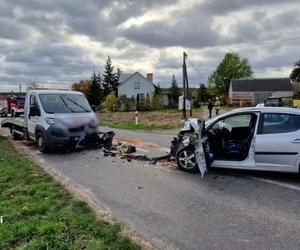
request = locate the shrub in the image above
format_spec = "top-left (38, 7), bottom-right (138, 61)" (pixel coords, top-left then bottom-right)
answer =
top-left (151, 94), bottom-right (164, 110)
top-left (118, 95), bottom-right (136, 111)
top-left (104, 91), bottom-right (118, 111)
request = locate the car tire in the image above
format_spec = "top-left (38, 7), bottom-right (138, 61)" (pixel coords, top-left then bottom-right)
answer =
top-left (176, 145), bottom-right (199, 173)
top-left (11, 130), bottom-right (20, 140)
top-left (36, 131), bottom-right (49, 153)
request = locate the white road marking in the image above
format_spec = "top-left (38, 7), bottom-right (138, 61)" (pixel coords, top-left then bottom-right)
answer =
top-left (251, 177), bottom-right (300, 191)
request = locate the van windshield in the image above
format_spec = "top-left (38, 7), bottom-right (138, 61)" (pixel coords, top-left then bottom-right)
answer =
top-left (39, 93), bottom-right (92, 114)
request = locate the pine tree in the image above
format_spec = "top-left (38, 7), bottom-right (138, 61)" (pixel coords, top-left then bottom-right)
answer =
top-left (88, 71), bottom-right (102, 106)
top-left (136, 93), bottom-right (140, 111)
top-left (102, 56), bottom-right (118, 96)
top-left (168, 75), bottom-right (180, 108)
top-left (154, 82), bottom-right (161, 95)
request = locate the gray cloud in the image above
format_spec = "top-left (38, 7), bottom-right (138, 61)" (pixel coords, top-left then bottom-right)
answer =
top-left (0, 0), bottom-right (299, 90)
top-left (122, 20), bottom-right (221, 48)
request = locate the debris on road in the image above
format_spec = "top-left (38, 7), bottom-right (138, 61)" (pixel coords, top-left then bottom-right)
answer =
top-left (114, 136), bottom-right (161, 148)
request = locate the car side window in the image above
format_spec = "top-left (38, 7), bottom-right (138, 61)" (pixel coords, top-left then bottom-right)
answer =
top-left (30, 95), bottom-right (41, 115)
top-left (224, 114), bottom-right (252, 128)
top-left (261, 113), bottom-right (300, 134)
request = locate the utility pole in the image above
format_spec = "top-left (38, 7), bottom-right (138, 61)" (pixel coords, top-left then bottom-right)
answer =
top-left (19, 84), bottom-right (22, 94)
top-left (182, 52), bottom-right (191, 119)
top-left (182, 52), bottom-right (187, 119)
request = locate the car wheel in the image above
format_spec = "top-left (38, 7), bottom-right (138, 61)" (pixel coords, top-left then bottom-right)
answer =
top-left (36, 131), bottom-right (49, 153)
top-left (176, 145), bottom-right (199, 173)
top-left (11, 130), bottom-right (20, 140)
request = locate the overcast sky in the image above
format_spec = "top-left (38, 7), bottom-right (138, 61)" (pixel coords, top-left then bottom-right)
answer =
top-left (0, 0), bottom-right (299, 91)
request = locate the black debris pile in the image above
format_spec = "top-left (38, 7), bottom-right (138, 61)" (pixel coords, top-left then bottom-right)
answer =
top-left (98, 131), bottom-right (115, 149)
top-left (96, 131), bottom-right (176, 168)
top-left (119, 144), bottom-right (136, 154)
top-left (104, 144), bottom-right (173, 165)
top-left (74, 131), bottom-right (116, 151)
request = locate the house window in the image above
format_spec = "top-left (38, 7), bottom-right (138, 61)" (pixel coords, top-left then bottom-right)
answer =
top-left (134, 82), bottom-right (140, 89)
top-left (140, 93), bottom-right (145, 99)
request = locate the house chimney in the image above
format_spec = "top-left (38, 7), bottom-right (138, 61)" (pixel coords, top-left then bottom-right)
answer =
top-left (146, 73), bottom-right (153, 82)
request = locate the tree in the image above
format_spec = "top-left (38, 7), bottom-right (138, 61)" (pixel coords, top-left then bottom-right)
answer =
top-left (199, 84), bottom-right (208, 102)
top-left (142, 93), bottom-right (151, 111)
top-left (290, 59), bottom-right (300, 82)
top-left (88, 72), bottom-right (102, 106)
top-left (102, 56), bottom-right (118, 96)
top-left (136, 93), bottom-right (140, 111)
top-left (104, 91), bottom-right (118, 111)
top-left (152, 93), bottom-right (164, 110)
top-left (207, 82), bottom-right (220, 98)
top-left (118, 95), bottom-right (135, 111)
top-left (154, 82), bottom-right (161, 95)
top-left (168, 75), bottom-right (180, 108)
top-left (208, 52), bottom-right (253, 97)
top-left (71, 80), bottom-right (91, 97)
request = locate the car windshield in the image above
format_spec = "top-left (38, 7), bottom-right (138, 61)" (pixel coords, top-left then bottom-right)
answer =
top-left (39, 93), bottom-right (92, 114)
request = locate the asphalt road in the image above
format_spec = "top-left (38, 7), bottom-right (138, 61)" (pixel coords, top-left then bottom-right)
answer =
top-left (3, 125), bottom-right (300, 249)
top-left (99, 125), bottom-right (175, 149)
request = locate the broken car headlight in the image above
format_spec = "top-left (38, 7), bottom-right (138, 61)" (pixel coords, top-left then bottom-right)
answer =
top-left (45, 118), bottom-right (55, 126)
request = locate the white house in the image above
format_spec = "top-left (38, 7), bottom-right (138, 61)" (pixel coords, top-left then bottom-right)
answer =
top-left (118, 72), bottom-right (155, 99)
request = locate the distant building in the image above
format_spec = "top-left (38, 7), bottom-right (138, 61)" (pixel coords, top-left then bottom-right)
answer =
top-left (229, 78), bottom-right (294, 105)
top-left (118, 72), bottom-right (155, 99)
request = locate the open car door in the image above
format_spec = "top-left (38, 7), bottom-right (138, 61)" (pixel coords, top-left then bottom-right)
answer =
top-left (195, 120), bottom-right (213, 177)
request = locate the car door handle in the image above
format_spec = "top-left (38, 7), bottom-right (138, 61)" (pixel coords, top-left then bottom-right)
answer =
top-left (292, 139), bottom-right (300, 143)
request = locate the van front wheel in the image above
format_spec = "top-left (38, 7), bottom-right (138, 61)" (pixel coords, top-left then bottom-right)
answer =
top-left (36, 131), bottom-right (49, 153)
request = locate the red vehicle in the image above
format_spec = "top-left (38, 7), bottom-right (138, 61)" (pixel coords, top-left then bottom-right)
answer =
top-left (7, 96), bottom-right (26, 117)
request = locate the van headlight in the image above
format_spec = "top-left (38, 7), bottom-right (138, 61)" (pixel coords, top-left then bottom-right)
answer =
top-left (45, 118), bottom-right (55, 126)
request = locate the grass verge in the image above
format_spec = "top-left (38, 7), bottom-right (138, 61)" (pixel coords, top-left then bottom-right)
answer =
top-left (0, 136), bottom-right (140, 249)
top-left (98, 108), bottom-right (204, 131)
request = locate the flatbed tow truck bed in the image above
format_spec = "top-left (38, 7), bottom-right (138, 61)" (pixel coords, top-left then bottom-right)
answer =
top-left (1, 117), bottom-right (27, 138)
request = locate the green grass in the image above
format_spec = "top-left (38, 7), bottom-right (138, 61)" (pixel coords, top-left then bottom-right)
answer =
top-left (101, 120), bottom-right (179, 130)
top-left (0, 137), bottom-right (140, 250)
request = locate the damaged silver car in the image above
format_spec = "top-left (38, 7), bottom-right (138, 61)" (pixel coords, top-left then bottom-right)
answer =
top-left (172, 107), bottom-right (300, 177)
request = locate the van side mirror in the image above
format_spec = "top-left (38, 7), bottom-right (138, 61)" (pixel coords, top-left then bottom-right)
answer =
top-left (91, 105), bottom-right (96, 112)
top-left (29, 105), bottom-right (40, 117)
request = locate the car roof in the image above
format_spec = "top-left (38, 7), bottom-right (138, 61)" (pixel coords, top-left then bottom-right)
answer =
top-left (224, 107), bottom-right (300, 115)
top-left (27, 89), bottom-right (82, 95)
